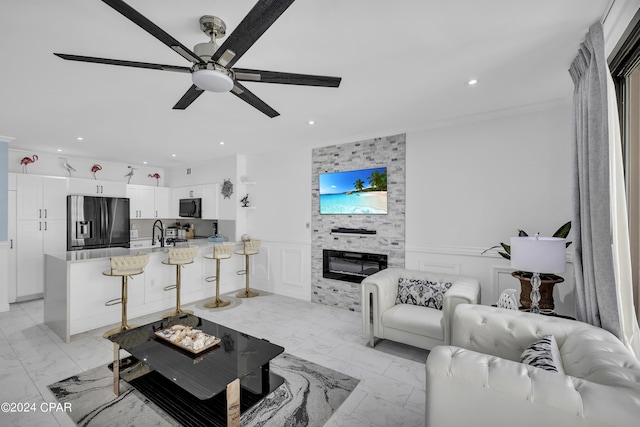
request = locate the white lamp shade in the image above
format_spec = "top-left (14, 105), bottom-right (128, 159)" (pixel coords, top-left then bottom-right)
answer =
top-left (510, 236), bottom-right (566, 274)
top-left (192, 69), bottom-right (234, 92)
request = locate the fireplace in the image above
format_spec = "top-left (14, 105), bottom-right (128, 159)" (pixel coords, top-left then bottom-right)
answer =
top-left (323, 250), bottom-right (388, 283)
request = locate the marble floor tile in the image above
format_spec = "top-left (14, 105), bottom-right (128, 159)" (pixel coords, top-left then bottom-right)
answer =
top-left (352, 393), bottom-right (424, 427)
top-left (2, 292), bottom-right (431, 427)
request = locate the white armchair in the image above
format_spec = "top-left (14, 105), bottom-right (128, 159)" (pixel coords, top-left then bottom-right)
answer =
top-left (425, 304), bottom-right (640, 427)
top-left (361, 268), bottom-right (481, 350)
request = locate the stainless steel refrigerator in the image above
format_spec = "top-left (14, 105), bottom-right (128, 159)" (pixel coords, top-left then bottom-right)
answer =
top-left (67, 195), bottom-right (130, 251)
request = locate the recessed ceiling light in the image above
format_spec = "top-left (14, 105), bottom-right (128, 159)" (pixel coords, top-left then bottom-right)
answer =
top-left (171, 154), bottom-right (177, 157)
top-left (143, 161), bottom-right (148, 165)
top-left (308, 120), bottom-right (315, 125)
top-left (220, 141), bottom-right (224, 145)
top-left (467, 79), bottom-right (478, 85)
top-left (57, 149), bottom-right (62, 152)
top-left (77, 137), bottom-right (83, 141)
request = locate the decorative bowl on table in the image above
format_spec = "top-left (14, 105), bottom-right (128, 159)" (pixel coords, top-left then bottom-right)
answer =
top-left (208, 235), bottom-right (228, 243)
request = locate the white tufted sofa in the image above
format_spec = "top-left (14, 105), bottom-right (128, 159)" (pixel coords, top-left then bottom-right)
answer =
top-left (425, 304), bottom-right (640, 427)
top-left (361, 268), bottom-right (481, 350)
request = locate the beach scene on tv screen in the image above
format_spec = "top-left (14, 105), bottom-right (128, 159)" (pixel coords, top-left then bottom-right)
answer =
top-left (319, 167), bottom-right (388, 214)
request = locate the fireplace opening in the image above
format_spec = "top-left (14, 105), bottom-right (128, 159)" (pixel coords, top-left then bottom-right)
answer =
top-left (323, 249), bottom-right (388, 283)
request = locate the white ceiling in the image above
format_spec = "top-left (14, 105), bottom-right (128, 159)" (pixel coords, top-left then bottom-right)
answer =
top-left (0, 0), bottom-right (611, 167)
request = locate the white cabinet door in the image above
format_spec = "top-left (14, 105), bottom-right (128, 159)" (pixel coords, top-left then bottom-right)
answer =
top-left (68, 178), bottom-right (102, 195)
top-left (16, 175), bottom-right (43, 220)
top-left (68, 178), bottom-right (126, 197)
top-left (154, 187), bottom-right (171, 218)
top-left (16, 220), bottom-right (45, 298)
top-left (42, 177), bottom-right (67, 220)
top-left (43, 220), bottom-right (67, 255)
top-left (99, 180), bottom-right (126, 197)
top-left (8, 191), bottom-right (17, 303)
top-left (127, 185), bottom-right (156, 219)
top-left (201, 183), bottom-right (219, 219)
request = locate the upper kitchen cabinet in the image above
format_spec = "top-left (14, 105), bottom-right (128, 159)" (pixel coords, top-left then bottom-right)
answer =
top-left (154, 186), bottom-right (171, 218)
top-left (127, 184), bottom-right (155, 219)
top-left (68, 177), bottom-right (126, 197)
top-left (16, 175), bottom-right (67, 220)
top-left (127, 184), bottom-right (172, 219)
top-left (201, 183), bottom-right (219, 220)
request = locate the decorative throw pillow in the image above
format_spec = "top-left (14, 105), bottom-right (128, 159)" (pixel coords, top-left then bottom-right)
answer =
top-left (395, 278), bottom-right (453, 310)
top-left (520, 335), bottom-right (564, 374)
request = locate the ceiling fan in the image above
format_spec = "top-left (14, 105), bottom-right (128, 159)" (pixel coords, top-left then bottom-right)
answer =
top-left (54, 0), bottom-right (341, 117)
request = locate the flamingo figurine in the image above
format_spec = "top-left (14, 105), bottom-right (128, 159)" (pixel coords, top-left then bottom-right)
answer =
top-left (148, 173), bottom-right (161, 186)
top-left (91, 164), bottom-right (102, 180)
top-left (60, 158), bottom-right (76, 177)
top-left (124, 166), bottom-right (137, 184)
top-left (20, 154), bottom-right (38, 174)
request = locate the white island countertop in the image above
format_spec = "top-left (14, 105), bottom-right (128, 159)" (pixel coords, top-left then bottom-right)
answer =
top-left (46, 238), bottom-right (224, 262)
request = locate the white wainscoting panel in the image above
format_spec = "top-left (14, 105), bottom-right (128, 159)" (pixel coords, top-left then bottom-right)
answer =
top-left (419, 261), bottom-right (460, 275)
top-left (281, 248), bottom-right (304, 288)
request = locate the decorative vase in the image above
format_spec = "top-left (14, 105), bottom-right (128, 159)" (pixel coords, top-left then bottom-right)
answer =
top-left (497, 289), bottom-right (519, 310)
top-left (511, 271), bottom-right (564, 310)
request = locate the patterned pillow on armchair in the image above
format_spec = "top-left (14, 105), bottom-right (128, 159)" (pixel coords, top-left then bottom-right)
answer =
top-left (396, 278), bottom-right (453, 310)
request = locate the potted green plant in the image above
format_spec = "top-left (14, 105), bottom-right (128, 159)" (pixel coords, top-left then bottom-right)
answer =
top-left (482, 221), bottom-right (571, 310)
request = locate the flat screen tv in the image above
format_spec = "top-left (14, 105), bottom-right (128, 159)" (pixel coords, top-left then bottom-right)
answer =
top-left (319, 167), bottom-right (388, 214)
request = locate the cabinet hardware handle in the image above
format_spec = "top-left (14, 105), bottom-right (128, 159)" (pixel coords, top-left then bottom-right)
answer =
top-left (101, 185), bottom-right (103, 193)
top-left (10, 239), bottom-right (13, 249)
top-left (96, 185), bottom-right (99, 193)
top-left (44, 209), bottom-right (47, 218)
top-left (39, 222), bottom-right (41, 231)
top-left (39, 209), bottom-right (42, 218)
top-left (44, 222), bottom-right (47, 231)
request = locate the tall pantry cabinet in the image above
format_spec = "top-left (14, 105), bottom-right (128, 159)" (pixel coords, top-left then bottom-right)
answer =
top-left (15, 175), bottom-right (67, 301)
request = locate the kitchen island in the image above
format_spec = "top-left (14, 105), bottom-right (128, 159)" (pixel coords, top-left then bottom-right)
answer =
top-left (44, 239), bottom-right (244, 342)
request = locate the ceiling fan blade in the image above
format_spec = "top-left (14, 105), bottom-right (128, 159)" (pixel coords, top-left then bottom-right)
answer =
top-left (212, 0), bottom-right (296, 68)
top-left (231, 82), bottom-right (279, 118)
top-left (233, 68), bottom-right (341, 87)
top-left (102, 0), bottom-right (202, 64)
top-left (54, 53), bottom-right (191, 73)
top-left (173, 85), bottom-right (205, 110)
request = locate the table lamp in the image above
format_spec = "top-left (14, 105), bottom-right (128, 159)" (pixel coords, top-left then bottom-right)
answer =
top-left (510, 235), bottom-right (566, 314)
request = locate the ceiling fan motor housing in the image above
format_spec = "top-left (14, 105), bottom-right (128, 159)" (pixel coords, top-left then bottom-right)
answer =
top-left (192, 63), bottom-right (234, 92)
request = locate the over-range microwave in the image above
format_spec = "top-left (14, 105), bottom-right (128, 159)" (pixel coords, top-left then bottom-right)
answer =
top-left (179, 198), bottom-right (201, 218)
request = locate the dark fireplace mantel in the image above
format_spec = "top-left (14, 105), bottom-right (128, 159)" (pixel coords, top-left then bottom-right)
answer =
top-left (323, 249), bottom-right (388, 283)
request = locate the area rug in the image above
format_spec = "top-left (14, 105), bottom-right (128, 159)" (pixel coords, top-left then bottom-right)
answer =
top-left (48, 353), bottom-right (358, 426)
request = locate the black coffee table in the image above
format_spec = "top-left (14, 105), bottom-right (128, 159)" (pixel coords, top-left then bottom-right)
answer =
top-left (108, 314), bottom-right (284, 427)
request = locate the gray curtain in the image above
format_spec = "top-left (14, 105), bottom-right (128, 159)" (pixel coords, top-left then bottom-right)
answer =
top-left (569, 22), bottom-right (621, 338)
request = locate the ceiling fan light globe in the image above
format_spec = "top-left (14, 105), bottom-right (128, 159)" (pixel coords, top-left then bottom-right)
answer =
top-left (192, 69), bottom-right (233, 92)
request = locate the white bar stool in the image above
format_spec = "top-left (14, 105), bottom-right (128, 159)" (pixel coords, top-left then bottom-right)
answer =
top-left (235, 240), bottom-right (261, 298)
top-left (203, 242), bottom-right (235, 308)
top-left (162, 246), bottom-right (198, 318)
top-left (102, 253), bottom-right (149, 338)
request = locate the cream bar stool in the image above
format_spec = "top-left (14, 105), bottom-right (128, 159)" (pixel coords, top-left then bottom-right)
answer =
top-left (203, 242), bottom-right (235, 308)
top-left (162, 246), bottom-right (199, 318)
top-left (235, 240), bottom-right (261, 298)
top-left (103, 253), bottom-right (149, 338)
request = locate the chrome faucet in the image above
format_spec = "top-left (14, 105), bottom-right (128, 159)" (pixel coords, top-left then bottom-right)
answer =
top-left (152, 219), bottom-right (164, 248)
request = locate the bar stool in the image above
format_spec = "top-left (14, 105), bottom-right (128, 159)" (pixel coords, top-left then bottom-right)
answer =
top-left (203, 242), bottom-right (235, 308)
top-left (236, 240), bottom-right (261, 298)
top-left (102, 253), bottom-right (149, 338)
top-left (162, 246), bottom-right (199, 319)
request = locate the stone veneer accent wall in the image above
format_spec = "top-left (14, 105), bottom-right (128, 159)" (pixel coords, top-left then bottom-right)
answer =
top-left (311, 134), bottom-right (406, 311)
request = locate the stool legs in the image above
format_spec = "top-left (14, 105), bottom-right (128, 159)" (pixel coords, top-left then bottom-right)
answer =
top-left (236, 253), bottom-right (259, 298)
top-left (204, 259), bottom-right (231, 308)
top-left (163, 264), bottom-right (194, 318)
top-left (104, 275), bottom-right (135, 338)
